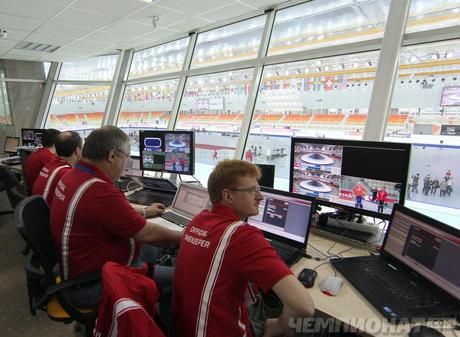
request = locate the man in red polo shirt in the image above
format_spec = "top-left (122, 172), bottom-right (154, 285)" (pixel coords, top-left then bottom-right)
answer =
top-left (172, 160), bottom-right (314, 337)
top-left (50, 126), bottom-right (182, 313)
top-left (24, 128), bottom-right (60, 191)
top-left (32, 131), bottom-right (82, 206)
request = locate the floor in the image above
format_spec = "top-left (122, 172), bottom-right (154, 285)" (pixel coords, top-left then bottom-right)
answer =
top-left (0, 191), bottom-right (77, 337)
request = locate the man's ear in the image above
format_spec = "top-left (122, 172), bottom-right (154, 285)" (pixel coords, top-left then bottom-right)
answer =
top-left (107, 149), bottom-right (117, 163)
top-left (222, 189), bottom-right (232, 204)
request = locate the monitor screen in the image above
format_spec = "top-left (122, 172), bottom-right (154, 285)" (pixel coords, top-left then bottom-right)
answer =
top-left (247, 187), bottom-right (315, 248)
top-left (440, 86), bottom-right (460, 107)
top-left (405, 143), bottom-right (459, 229)
top-left (290, 138), bottom-right (411, 219)
top-left (21, 128), bottom-right (45, 147)
top-left (4, 136), bottom-right (19, 154)
top-left (383, 205), bottom-right (460, 301)
top-left (256, 164), bottom-right (275, 188)
top-left (139, 130), bottom-right (194, 175)
top-left (123, 156), bottom-right (143, 177)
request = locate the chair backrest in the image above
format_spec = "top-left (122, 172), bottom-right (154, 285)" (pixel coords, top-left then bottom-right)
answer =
top-left (0, 165), bottom-right (28, 208)
top-left (15, 195), bottom-right (57, 285)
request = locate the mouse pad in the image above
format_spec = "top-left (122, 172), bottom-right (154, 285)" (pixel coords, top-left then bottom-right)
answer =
top-left (127, 189), bottom-right (174, 207)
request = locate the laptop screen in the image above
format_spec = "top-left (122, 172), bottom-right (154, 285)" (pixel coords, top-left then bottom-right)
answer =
top-left (4, 136), bottom-right (19, 154)
top-left (172, 184), bottom-right (210, 217)
top-left (384, 205), bottom-right (460, 300)
top-left (247, 188), bottom-right (315, 247)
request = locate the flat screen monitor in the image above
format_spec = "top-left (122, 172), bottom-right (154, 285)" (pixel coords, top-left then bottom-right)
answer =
top-left (247, 187), bottom-right (315, 248)
top-left (139, 130), bottom-right (194, 175)
top-left (290, 138), bottom-right (411, 219)
top-left (405, 143), bottom-right (460, 229)
top-left (256, 164), bottom-right (275, 188)
top-left (21, 128), bottom-right (45, 147)
top-left (4, 136), bottom-right (20, 155)
top-left (440, 86), bottom-right (460, 107)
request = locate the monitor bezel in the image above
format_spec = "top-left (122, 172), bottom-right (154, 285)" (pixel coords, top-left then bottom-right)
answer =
top-left (289, 137), bottom-right (411, 220)
top-left (139, 130), bottom-right (195, 175)
top-left (3, 136), bottom-right (20, 154)
top-left (250, 186), bottom-right (316, 250)
top-left (21, 128), bottom-right (45, 147)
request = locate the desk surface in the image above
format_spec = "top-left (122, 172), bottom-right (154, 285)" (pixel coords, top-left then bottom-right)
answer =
top-left (295, 233), bottom-right (458, 337)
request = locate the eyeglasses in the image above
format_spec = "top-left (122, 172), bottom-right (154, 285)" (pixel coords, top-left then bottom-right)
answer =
top-left (228, 186), bottom-right (261, 193)
top-left (116, 148), bottom-right (131, 159)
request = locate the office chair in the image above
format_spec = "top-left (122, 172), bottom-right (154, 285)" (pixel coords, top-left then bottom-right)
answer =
top-left (0, 176), bottom-right (13, 216)
top-left (93, 261), bottom-right (165, 337)
top-left (15, 195), bottom-right (100, 337)
top-left (0, 165), bottom-right (28, 209)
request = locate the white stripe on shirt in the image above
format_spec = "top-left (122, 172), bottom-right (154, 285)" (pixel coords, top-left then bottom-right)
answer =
top-left (195, 220), bottom-right (245, 337)
top-left (42, 165), bottom-right (68, 201)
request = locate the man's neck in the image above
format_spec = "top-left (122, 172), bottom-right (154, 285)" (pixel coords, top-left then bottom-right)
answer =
top-left (81, 158), bottom-right (114, 181)
top-left (46, 146), bottom-right (56, 154)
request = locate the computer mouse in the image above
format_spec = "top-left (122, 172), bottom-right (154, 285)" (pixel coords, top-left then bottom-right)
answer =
top-left (319, 276), bottom-right (343, 296)
top-left (297, 268), bottom-right (318, 288)
top-left (408, 325), bottom-right (445, 337)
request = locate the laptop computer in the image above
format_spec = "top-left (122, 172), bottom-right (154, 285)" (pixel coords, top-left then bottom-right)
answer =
top-left (247, 187), bottom-right (316, 266)
top-left (331, 204), bottom-right (460, 323)
top-left (151, 183), bottom-right (211, 231)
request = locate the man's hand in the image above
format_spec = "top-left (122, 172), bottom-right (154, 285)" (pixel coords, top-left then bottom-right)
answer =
top-left (145, 203), bottom-right (165, 217)
top-left (263, 318), bottom-right (292, 337)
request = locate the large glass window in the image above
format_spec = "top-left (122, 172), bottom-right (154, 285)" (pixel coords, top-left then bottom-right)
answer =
top-left (267, 0), bottom-right (390, 57)
top-left (45, 84), bottom-right (110, 138)
top-left (58, 54), bottom-right (118, 81)
top-left (406, 0), bottom-right (460, 34)
top-left (176, 68), bottom-right (254, 183)
top-left (117, 79), bottom-right (179, 156)
top-left (129, 38), bottom-right (189, 80)
top-left (190, 16), bottom-right (266, 69)
top-left (245, 51), bottom-right (380, 190)
top-left (0, 79), bottom-right (12, 125)
top-left (386, 40), bottom-right (460, 144)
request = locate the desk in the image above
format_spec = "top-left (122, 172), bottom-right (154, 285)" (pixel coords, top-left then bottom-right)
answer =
top-left (292, 233), bottom-right (458, 337)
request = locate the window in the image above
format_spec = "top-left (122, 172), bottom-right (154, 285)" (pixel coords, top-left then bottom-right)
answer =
top-left (267, 0), bottom-right (390, 57)
top-left (0, 78), bottom-right (11, 125)
top-left (129, 38), bottom-right (189, 80)
top-left (176, 68), bottom-right (254, 183)
top-left (45, 84), bottom-right (110, 137)
top-left (117, 79), bottom-right (180, 155)
top-left (59, 55), bottom-right (118, 81)
top-left (190, 16), bottom-right (266, 69)
top-left (406, 0), bottom-right (460, 34)
top-left (385, 40), bottom-right (460, 143)
top-left (245, 51), bottom-right (380, 190)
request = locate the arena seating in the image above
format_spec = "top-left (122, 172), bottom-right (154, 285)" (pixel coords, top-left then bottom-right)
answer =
top-left (311, 114), bottom-right (345, 124)
top-left (345, 114), bottom-right (367, 124)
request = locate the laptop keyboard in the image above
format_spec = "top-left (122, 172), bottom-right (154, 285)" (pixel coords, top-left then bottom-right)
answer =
top-left (270, 240), bottom-right (302, 266)
top-left (161, 212), bottom-right (190, 228)
top-left (358, 260), bottom-right (443, 308)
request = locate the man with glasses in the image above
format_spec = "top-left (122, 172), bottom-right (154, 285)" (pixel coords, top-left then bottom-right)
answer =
top-left (172, 159), bottom-right (314, 337)
top-left (50, 126), bottom-right (182, 321)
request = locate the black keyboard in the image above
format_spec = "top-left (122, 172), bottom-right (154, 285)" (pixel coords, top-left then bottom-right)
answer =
top-left (161, 212), bottom-right (190, 228)
top-left (356, 260), bottom-right (441, 308)
top-left (270, 240), bottom-right (303, 266)
top-left (2, 158), bottom-right (21, 166)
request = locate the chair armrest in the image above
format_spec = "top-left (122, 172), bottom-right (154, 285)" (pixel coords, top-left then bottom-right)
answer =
top-left (45, 271), bottom-right (101, 297)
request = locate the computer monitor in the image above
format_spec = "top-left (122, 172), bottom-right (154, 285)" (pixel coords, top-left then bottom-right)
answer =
top-left (3, 136), bottom-right (20, 155)
top-left (21, 128), bottom-right (45, 147)
top-left (405, 143), bottom-right (460, 229)
top-left (123, 155), bottom-right (143, 177)
top-left (290, 138), bottom-right (411, 220)
top-left (256, 164), bottom-right (275, 188)
top-left (139, 130), bottom-right (195, 175)
top-left (247, 187), bottom-right (315, 248)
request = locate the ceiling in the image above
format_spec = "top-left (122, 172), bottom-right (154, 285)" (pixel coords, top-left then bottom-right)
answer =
top-left (0, 0), bottom-right (288, 62)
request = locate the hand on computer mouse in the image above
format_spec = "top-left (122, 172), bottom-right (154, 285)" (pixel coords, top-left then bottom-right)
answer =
top-left (146, 203), bottom-right (165, 217)
top-left (298, 268), bottom-right (318, 288)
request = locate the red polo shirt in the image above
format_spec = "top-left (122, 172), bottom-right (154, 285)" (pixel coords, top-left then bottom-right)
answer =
top-left (172, 204), bottom-right (292, 337)
top-left (24, 147), bottom-right (56, 190)
top-left (32, 157), bottom-right (71, 206)
top-left (50, 160), bottom-right (145, 280)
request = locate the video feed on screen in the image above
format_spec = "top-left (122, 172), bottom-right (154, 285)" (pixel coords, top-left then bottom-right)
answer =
top-left (21, 128), bottom-right (44, 147)
top-left (290, 138), bottom-right (410, 218)
top-left (139, 130), bottom-right (194, 175)
top-left (407, 143), bottom-right (459, 211)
